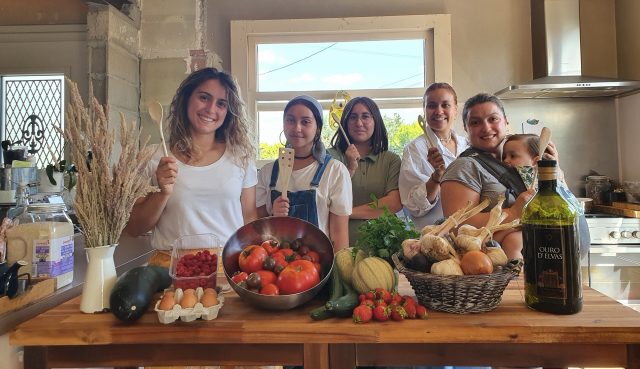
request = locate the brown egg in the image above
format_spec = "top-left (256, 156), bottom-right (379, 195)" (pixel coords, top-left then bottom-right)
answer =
top-left (158, 294), bottom-right (175, 311)
top-left (180, 293), bottom-right (198, 308)
top-left (183, 288), bottom-right (196, 295)
top-left (200, 293), bottom-right (218, 308)
top-left (203, 287), bottom-right (217, 295)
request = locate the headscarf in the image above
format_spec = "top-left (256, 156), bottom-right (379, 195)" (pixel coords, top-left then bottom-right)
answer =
top-left (284, 95), bottom-right (327, 163)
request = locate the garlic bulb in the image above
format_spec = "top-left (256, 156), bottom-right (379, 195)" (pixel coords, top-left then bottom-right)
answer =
top-left (454, 234), bottom-right (482, 253)
top-left (420, 234), bottom-right (458, 262)
top-left (485, 243), bottom-right (509, 267)
top-left (431, 258), bottom-right (464, 276)
top-left (420, 224), bottom-right (438, 236)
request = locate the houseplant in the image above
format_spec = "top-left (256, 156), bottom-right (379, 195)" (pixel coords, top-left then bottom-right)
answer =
top-left (41, 158), bottom-right (77, 193)
top-left (62, 79), bottom-right (157, 313)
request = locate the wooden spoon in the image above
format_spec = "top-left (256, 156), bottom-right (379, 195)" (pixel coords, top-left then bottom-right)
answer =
top-left (330, 112), bottom-right (351, 146)
top-left (538, 126), bottom-right (551, 160)
top-left (277, 147), bottom-right (295, 201)
top-left (417, 115), bottom-right (438, 149)
top-left (529, 126), bottom-right (552, 190)
top-left (148, 100), bottom-right (169, 156)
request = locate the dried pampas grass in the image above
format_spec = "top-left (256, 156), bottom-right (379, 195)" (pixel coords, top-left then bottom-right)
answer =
top-left (63, 79), bottom-right (158, 248)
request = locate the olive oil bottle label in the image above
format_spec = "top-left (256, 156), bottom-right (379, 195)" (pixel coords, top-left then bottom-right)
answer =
top-left (523, 223), bottom-right (582, 309)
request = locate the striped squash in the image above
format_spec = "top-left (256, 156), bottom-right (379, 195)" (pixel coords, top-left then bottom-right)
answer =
top-left (351, 256), bottom-right (395, 294)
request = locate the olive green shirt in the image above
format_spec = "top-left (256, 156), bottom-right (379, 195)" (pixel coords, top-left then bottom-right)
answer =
top-left (327, 148), bottom-right (401, 246)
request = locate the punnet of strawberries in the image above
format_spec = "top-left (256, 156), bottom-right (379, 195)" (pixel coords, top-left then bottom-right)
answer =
top-left (353, 287), bottom-right (428, 323)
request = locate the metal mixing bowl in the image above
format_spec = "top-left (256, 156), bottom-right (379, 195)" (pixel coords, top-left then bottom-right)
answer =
top-left (222, 216), bottom-right (335, 310)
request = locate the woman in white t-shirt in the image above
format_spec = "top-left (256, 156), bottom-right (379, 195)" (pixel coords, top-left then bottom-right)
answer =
top-left (125, 68), bottom-right (258, 265)
top-left (256, 95), bottom-right (352, 251)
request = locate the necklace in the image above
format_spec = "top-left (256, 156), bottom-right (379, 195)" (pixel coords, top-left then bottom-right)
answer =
top-left (294, 153), bottom-right (313, 160)
top-left (437, 132), bottom-right (453, 145)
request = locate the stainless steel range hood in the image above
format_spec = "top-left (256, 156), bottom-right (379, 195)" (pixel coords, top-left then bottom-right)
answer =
top-left (496, 0), bottom-right (640, 99)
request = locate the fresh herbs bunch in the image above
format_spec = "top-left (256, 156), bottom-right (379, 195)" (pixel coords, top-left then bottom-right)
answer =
top-left (354, 195), bottom-right (420, 263)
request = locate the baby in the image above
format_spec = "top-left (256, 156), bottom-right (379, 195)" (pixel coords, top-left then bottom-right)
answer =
top-left (502, 133), bottom-right (581, 212)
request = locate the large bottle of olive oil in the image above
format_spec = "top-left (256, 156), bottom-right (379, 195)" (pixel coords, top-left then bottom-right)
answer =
top-left (521, 160), bottom-right (582, 314)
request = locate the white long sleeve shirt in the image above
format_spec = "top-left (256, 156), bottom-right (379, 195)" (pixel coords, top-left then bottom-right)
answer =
top-left (399, 129), bottom-right (469, 230)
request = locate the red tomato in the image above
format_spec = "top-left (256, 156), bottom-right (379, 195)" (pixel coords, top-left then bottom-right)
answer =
top-left (255, 270), bottom-right (277, 287)
top-left (238, 245), bottom-right (268, 273)
top-left (260, 283), bottom-right (280, 295)
top-left (260, 240), bottom-right (279, 255)
top-left (271, 254), bottom-right (289, 274)
top-left (231, 271), bottom-right (248, 284)
top-left (276, 259), bottom-right (320, 295)
top-left (302, 250), bottom-right (320, 264)
top-left (272, 248), bottom-right (296, 262)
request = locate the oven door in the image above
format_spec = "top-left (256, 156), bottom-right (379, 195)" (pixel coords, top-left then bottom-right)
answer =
top-left (587, 248), bottom-right (640, 309)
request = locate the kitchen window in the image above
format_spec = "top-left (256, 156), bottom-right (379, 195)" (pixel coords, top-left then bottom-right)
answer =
top-left (1, 74), bottom-right (65, 168)
top-left (230, 15), bottom-right (452, 163)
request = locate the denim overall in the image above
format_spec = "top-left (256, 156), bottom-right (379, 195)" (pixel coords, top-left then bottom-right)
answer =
top-left (269, 154), bottom-right (332, 227)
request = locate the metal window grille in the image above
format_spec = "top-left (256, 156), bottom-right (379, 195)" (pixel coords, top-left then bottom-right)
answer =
top-left (1, 75), bottom-right (65, 168)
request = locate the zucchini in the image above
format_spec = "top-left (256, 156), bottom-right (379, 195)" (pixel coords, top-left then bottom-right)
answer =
top-left (109, 265), bottom-right (171, 322)
top-left (309, 266), bottom-right (343, 321)
top-left (325, 275), bottom-right (359, 318)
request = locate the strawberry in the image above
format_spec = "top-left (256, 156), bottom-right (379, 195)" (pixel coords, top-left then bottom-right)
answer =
top-left (375, 288), bottom-right (392, 304)
top-left (360, 299), bottom-right (375, 309)
top-left (365, 291), bottom-right (375, 300)
top-left (358, 294), bottom-right (366, 303)
top-left (390, 305), bottom-right (407, 321)
top-left (353, 305), bottom-right (373, 323)
top-left (404, 302), bottom-right (417, 319)
top-left (391, 291), bottom-right (403, 304)
top-left (374, 299), bottom-right (387, 307)
top-left (373, 305), bottom-right (390, 322)
top-left (401, 295), bottom-right (417, 308)
top-left (416, 305), bottom-right (429, 319)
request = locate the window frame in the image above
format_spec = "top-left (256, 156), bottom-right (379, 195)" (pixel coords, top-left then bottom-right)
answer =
top-left (230, 15), bottom-right (452, 163)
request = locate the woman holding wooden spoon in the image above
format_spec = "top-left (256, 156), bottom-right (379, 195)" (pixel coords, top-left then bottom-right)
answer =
top-left (256, 95), bottom-right (352, 250)
top-left (125, 68), bottom-right (258, 265)
top-left (328, 96), bottom-right (402, 246)
top-left (399, 82), bottom-right (469, 231)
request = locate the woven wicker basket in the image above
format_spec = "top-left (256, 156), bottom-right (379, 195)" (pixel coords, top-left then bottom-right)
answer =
top-left (392, 252), bottom-right (522, 314)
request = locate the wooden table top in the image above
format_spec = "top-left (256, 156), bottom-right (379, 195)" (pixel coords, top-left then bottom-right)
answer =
top-left (11, 275), bottom-right (640, 347)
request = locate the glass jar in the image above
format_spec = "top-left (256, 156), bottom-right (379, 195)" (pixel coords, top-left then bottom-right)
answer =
top-left (5, 203), bottom-right (74, 288)
top-left (585, 175), bottom-right (611, 205)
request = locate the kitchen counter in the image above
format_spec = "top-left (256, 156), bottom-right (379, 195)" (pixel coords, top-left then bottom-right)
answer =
top-left (10, 275), bottom-right (640, 369)
top-left (0, 233), bottom-right (154, 335)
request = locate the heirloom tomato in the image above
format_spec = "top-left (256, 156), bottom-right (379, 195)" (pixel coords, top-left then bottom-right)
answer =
top-left (276, 259), bottom-right (320, 295)
top-left (231, 271), bottom-right (248, 284)
top-left (255, 270), bottom-right (277, 287)
top-left (238, 245), bottom-right (268, 273)
top-left (260, 283), bottom-right (280, 295)
top-left (260, 240), bottom-right (279, 255)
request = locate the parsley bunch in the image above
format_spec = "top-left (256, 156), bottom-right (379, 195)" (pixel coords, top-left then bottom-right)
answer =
top-left (354, 196), bottom-right (420, 263)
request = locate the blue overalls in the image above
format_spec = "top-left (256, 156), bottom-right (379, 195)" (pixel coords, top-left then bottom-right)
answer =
top-left (269, 154), bottom-right (332, 227)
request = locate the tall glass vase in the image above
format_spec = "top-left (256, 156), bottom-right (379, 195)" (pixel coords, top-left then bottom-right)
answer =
top-left (80, 244), bottom-right (117, 313)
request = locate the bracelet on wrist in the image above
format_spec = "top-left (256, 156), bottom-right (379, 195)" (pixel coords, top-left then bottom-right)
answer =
top-left (431, 176), bottom-right (441, 184)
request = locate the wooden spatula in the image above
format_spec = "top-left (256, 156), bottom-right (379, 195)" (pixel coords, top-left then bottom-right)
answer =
top-left (277, 147), bottom-right (295, 200)
top-left (417, 115), bottom-right (438, 149)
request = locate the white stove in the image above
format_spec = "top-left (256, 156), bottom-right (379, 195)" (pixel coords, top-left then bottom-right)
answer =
top-left (584, 214), bottom-right (640, 309)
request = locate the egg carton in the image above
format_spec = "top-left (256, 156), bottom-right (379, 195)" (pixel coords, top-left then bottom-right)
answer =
top-left (154, 286), bottom-right (224, 324)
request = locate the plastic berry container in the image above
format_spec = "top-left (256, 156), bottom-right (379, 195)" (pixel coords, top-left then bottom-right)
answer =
top-left (169, 233), bottom-right (221, 290)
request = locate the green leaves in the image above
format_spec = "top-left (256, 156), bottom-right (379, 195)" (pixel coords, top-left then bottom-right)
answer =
top-left (354, 195), bottom-right (420, 263)
top-left (45, 159), bottom-right (77, 190)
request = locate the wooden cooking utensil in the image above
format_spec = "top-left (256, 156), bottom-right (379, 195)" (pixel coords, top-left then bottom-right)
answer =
top-left (148, 100), bottom-right (169, 156)
top-left (277, 147), bottom-right (295, 200)
top-left (530, 126), bottom-right (552, 190)
top-left (331, 112), bottom-right (351, 146)
top-left (417, 115), bottom-right (438, 149)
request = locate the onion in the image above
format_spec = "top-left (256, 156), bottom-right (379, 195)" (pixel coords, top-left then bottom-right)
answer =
top-left (460, 250), bottom-right (494, 275)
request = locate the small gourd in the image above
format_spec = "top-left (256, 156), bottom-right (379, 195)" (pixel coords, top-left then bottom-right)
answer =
top-left (351, 256), bottom-right (395, 294)
top-left (335, 247), bottom-right (366, 285)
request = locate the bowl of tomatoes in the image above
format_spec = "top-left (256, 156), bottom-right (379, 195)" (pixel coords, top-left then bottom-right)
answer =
top-left (222, 216), bottom-right (335, 310)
